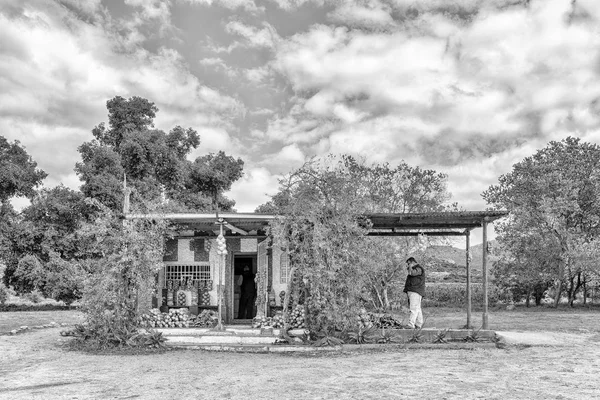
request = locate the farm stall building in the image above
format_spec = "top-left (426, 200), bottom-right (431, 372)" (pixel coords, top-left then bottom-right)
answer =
top-left (125, 210), bottom-right (507, 329)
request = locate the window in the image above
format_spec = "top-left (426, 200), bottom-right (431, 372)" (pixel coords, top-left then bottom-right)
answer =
top-left (164, 263), bottom-right (211, 287)
top-left (280, 253), bottom-right (289, 284)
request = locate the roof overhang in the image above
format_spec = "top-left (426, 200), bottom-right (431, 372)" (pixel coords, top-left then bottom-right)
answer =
top-left (125, 210), bottom-right (508, 237)
top-left (365, 211), bottom-right (508, 236)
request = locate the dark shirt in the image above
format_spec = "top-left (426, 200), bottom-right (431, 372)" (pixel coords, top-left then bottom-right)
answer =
top-left (403, 264), bottom-right (425, 297)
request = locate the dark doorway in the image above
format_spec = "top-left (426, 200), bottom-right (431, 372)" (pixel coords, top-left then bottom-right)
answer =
top-left (233, 255), bottom-right (257, 320)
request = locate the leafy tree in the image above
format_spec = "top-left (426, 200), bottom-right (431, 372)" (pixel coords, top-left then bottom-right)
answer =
top-left (73, 208), bottom-right (168, 348)
top-left (483, 137), bottom-right (600, 307)
top-left (76, 96), bottom-right (242, 213)
top-left (1, 186), bottom-right (101, 297)
top-left (0, 136), bottom-right (47, 281)
top-left (177, 151), bottom-right (244, 212)
top-left (0, 136), bottom-right (47, 205)
top-left (265, 155), bottom-right (453, 332)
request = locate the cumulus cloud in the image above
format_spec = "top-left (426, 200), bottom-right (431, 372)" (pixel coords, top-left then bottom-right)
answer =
top-left (179, 0), bottom-right (263, 13)
top-left (225, 20), bottom-right (280, 49)
top-left (0, 1), bottom-right (244, 191)
top-left (272, 0), bottom-right (600, 170)
top-left (327, 1), bottom-right (396, 30)
top-left (227, 167), bottom-right (281, 211)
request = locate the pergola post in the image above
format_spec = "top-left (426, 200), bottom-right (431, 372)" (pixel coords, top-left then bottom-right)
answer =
top-left (482, 218), bottom-right (489, 329)
top-left (465, 230), bottom-right (472, 329)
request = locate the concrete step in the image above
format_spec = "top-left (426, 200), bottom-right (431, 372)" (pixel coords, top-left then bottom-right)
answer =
top-left (165, 335), bottom-right (279, 346)
top-left (156, 327), bottom-right (283, 337)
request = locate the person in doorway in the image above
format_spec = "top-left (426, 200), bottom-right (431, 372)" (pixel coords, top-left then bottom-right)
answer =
top-left (238, 265), bottom-right (256, 319)
top-left (403, 257), bottom-right (425, 329)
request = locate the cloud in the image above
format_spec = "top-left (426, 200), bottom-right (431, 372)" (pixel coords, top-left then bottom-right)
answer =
top-left (261, 143), bottom-right (306, 173)
top-left (0, 1), bottom-right (244, 191)
top-left (225, 20), bottom-right (280, 49)
top-left (327, 1), bottom-right (396, 29)
top-left (271, 0), bottom-right (600, 172)
top-left (179, 0), bottom-right (263, 13)
top-left (227, 167), bottom-right (281, 211)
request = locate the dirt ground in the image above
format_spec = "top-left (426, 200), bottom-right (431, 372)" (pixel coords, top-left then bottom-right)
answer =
top-left (1, 308), bottom-right (599, 400)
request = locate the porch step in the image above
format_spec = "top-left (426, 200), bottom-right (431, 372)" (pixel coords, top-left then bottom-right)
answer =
top-left (165, 335), bottom-right (280, 346)
top-left (157, 327), bottom-right (282, 337)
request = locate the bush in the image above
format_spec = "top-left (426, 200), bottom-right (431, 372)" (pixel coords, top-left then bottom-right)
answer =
top-left (422, 283), bottom-right (501, 308)
top-left (24, 290), bottom-right (44, 304)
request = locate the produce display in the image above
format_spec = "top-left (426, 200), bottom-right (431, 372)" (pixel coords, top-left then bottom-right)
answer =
top-left (288, 304), bottom-right (306, 328)
top-left (198, 290), bottom-right (211, 306)
top-left (189, 309), bottom-right (221, 328)
top-left (252, 304), bottom-right (306, 329)
top-left (141, 308), bottom-right (190, 328)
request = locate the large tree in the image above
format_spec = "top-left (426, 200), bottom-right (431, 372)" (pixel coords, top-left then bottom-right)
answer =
top-left (0, 136), bottom-right (47, 289)
top-left (483, 137), bottom-right (600, 307)
top-left (2, 185), bottom-right (102, 297)
top-left (0, 136), bottom-right (47, 206)
top-left (76, 96), bottom-right (243, 213)
top-left (264, 155), bottom-right (453, 332)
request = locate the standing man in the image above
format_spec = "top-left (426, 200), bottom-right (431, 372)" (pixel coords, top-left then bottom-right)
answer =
top-left (238, 265), bottom-right (256, 319)
top-left (403, 257), bottom-right (425, 329)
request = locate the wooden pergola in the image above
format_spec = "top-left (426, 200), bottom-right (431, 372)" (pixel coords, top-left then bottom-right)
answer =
top-left (365, 210), bottom-right (508, 329)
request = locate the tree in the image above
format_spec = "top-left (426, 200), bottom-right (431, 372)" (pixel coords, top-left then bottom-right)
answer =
top-left (0, 136), bottom-right (47, 205)
top-left (0, 136), bottom-right (47, 273)
top-left (74, 207), bottom-right (168, 348)
top-left (265, 155), bottom-right (453, 333)
top-left (178, 151), bottom-right (244, 212)
top-left (1, 186), bottom-right (102, 296)
top-left (483, 137), bottom-right (600, 307)
top-left (76, 96), bottom-right (241, 213)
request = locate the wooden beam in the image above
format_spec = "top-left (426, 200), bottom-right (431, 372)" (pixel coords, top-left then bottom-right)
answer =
top-left (466, 230), bottom-right (472, 329)
top-left (367, 231), bottom-right (467, 237)
top-left (224, 222), bottom-right (248, 236)
top-left (482, 218), bottom-right (489, 329)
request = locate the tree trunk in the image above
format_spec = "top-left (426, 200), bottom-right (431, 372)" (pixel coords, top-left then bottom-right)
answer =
top-left (280, 266), bottom-right (297, 343)
top-left (525, 289), bottom-right (531, 308)
top-left (382, 286), bottom-right (390, 311)
top-left (553, 256), bottom-right (566, 308)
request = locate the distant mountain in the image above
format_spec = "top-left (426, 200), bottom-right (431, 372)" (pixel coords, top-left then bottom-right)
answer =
top-left (420, 241), bottom-right (500, 283)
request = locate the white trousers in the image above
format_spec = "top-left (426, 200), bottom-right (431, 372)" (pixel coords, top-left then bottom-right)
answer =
top-left (407, 291), bottom-right (423, 328)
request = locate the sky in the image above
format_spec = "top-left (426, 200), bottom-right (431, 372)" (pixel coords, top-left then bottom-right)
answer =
top-left (3, 0), bottom-right (600, 246)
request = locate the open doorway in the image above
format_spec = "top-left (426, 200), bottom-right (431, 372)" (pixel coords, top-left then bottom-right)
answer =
top-left (233, 255), bottom-right (257, 321)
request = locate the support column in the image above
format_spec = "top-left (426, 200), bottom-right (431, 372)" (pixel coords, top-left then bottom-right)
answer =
top-left (482, 218), bottom-right (489, 330)
top-left (465, 230), bottom-right (472, 329)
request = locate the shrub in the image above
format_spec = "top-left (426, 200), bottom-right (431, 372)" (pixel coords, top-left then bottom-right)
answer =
top-left (421, 283), bottom-right (501, 308)
top-left (24, 290), bottom-right (44, 304)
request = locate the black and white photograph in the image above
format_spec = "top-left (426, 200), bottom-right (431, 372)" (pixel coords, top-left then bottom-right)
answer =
top-left (1, 0), bottom-right (599, 399)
